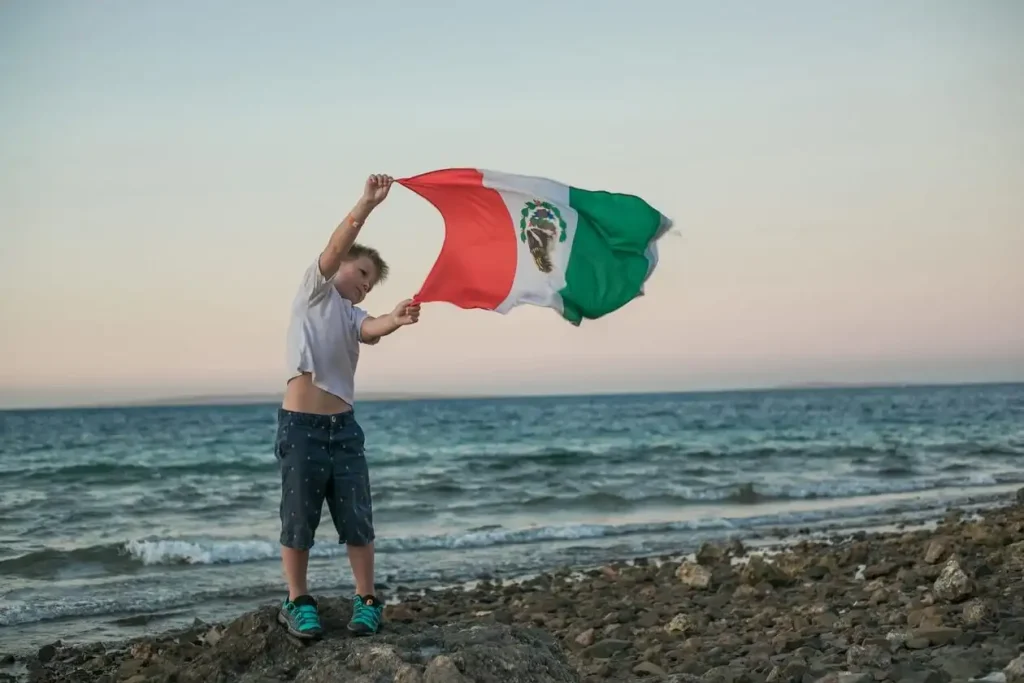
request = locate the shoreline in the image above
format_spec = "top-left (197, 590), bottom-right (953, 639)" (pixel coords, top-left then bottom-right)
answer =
top-left (5, 489), bottom-right (1024, 682)
top-left (3, 484), bottom-right (1018, 657)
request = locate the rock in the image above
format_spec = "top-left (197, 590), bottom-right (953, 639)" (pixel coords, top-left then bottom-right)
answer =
top-left (847, 643), bottom-right (892, 670)
top-left (604, 624), bottom-right (631, 641)
top-left (1006, 655), bottom-right (1024, 683)
top-left (807, 564), bottom-right (830, 580)
top-left (423, 655), bottom-right (469, 683)
top-left (864, 561), bottom-right (899, 579)
top-left (702, 665), bottom-right (739, 683)
top-left (633, 660), bottom-right (668, 677)
top-left (963, 598), bottom-right (990, 626)
top-left (939, 656), bottom-right (987, 681)
top-left (36, 645), bottom-right (56, 664)
top-left (815, 673), bottom-right (873, 683)
top-left (886, 630), bottom-right (909, 651)
top-left (905, 637), bottom-right (931, 650)
top-left (933, 557), bottom-right (974, 602)
top-left (732, 584), bottom-right (758, 600)
top-left (696, 542), bottom-right (729, 566)
top-left (677, 562), bottom-right (714, 589)
top-left (385, 603), bottom-right (417, 622)
top-left (166, 606), bottom-right (578, 683)
top-left (636, 610), bottom-right (660, 629)
top-left (582, 638), bottom-right (631, 659)
top-left (202, 626), bottom-right (223, 647)
top-left (923, 540), bottom-right (948, 564)
top-left (574, 627), bottom-right (596, 647)
top-left (894, 669), bottom-right (943, 683)
top-left (906, 606), bottom-right (944, 629)
top-left (913, 626), bottom-right (961, 646)
top-left (395, 665), bottom-right (424, 683)
top-left (116, 658), bottom-right (146, 680)
top-left (739, 555), bottom-right (790, 587)
top-left (0, 655), bottom-right (13, 665)
top-left (665, 613), bottom-right (692, 634)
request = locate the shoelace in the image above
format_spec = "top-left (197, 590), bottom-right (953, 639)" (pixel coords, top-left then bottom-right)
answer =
top-left (293, 604), bottom-right (321, 631)
top-left (352, 599), bottom-right (381, 629)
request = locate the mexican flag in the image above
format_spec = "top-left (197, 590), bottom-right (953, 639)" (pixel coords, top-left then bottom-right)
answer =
top-left (398, 168), bottom-right (672, 325)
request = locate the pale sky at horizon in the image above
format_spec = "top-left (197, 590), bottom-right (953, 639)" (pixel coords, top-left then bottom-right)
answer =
top-left (2, 1), bottom-right (1023, 409)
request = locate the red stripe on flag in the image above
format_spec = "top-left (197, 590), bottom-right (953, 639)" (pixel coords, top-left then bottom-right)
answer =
top-left (398, 168), bottom-right (517, 311)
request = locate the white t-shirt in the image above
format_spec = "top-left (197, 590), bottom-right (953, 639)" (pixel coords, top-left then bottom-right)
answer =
top-left (285, 258), bottom-right (373, 405)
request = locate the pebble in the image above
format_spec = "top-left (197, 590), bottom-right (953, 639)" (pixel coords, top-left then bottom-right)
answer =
top-left (675, 562), bottom-right (713, 589)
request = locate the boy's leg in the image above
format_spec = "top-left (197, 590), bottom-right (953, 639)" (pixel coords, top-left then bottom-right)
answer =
top-left (325, 414), bottom-right (383, 635)
top-left (281, 546), bottom-right (311, 599)
top-left (275, 409), bottom-right (331, 639)
top-left (347, 542), bottom-right (375, 596)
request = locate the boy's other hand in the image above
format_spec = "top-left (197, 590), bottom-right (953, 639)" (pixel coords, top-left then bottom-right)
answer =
top-left (361, 174), bottom-right (394, 207)
top-left (390, 299), bottom-right (421, 326)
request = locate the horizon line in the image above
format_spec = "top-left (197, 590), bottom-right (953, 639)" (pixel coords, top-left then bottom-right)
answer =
top-left (2, 380), bottom-right (1022, 413)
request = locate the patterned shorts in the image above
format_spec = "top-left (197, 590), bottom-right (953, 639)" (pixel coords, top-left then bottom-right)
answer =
top-left (274, 408), bottom-right (374, 550)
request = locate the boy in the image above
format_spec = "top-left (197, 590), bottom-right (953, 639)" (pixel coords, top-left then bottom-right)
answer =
top-left (274, 173), bottom-right (419, 639)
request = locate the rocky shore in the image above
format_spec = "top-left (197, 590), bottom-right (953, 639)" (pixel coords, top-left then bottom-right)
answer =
top-left (5, 490), bottom-right (1024, 683)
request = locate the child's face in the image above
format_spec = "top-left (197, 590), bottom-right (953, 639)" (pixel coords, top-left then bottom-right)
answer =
top-left (334, 255), bottom-right (379, 305)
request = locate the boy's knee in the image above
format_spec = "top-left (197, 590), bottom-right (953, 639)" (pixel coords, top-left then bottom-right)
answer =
top-left (280, 525), bottom-right (316, 551)
top-left (342, 525), bottom-right (375, 547)
top-left (336, 503), bottom-right (374, 546)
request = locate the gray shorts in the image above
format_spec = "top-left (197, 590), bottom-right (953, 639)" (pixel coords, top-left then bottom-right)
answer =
top-left (274, 408), bottom-right (374, 550)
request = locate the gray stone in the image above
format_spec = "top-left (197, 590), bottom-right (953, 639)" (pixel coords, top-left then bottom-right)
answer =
top-left (582, 638), bottom-right (632, 659)
top-left (923, 540), bottom-right (948, 565)
top-left (633, 660), bottom-right (668, 677)
top-left (933, 558), bottom-right (974, 603)
top-left (912, 626), bottom-right (962, 646)
top-left (1006, 655), bottom-right (1024, 683)
top-left (846, 643), bottom-right (892, 670)
top-left (423, 655), bottom-right (469, 683)
top-left (677, 562), bottom-right (714, 589)
top-left (815, 673), bottom-right (873, 683)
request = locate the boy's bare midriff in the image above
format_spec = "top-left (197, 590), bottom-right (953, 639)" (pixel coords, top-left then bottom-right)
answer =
top-left (282, 373), bottom-right (353, 415)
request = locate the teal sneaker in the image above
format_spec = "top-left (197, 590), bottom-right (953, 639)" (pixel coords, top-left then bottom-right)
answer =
top-left (278, 595), bottom-right (323, 639)
top-left (347, 594), bottom-right (383, 635)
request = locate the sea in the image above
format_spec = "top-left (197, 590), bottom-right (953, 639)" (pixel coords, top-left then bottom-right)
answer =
top-left (1, 384), bottom-right (1023, 652)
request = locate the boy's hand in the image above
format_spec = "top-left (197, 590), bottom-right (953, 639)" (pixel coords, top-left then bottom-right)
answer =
top-left (361, 174), bottom-right (394, 207)
top-left (390, 299), bottom-right (420, 326)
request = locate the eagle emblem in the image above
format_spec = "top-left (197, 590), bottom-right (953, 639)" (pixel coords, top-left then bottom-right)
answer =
top-left (519, 200), bottom-right (568, 273)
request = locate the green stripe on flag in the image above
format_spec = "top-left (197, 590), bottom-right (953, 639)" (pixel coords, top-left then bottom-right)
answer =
top-left (561, 187), bottom-right (666, 324)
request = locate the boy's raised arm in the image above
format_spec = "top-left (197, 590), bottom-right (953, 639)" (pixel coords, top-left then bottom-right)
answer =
top-left (360, 299), bottom-right (421, 344)
top-left (318, 174), bottom-right (393, 279)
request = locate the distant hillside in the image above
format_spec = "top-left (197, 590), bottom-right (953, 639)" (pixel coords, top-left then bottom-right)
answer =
top-left (772, 381), bottom-right (910, 389)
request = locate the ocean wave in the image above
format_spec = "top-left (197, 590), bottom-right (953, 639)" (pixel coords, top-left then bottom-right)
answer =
top-left (6, 459), bottom-right (274, 482)
top-left (116, 521), bottom-right (727, 567)
top-left (13, 486), bottom-right (1005, 571)
top-left (384, 472), bottom-right (1024, 515)
top-left (0, 545), bottom-right (135, 577)
top-left (0, 581), bottom-right (279, 628)
top-left (2, 518), bottom-right (741, 574)
top-left (5, 440), bottom-right (1020, 485)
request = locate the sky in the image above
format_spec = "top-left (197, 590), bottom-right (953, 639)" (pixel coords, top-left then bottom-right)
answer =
top-left (1, 1), bottom-right (1023, 409)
